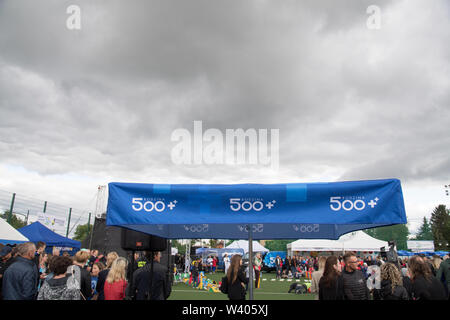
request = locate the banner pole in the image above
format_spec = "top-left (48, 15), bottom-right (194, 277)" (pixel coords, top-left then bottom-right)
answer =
top-left (248, 224), bottom-right (253, 301)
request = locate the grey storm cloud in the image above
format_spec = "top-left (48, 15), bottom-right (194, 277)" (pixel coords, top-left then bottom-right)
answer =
top-left (0, 0), bottom-right (449, 185)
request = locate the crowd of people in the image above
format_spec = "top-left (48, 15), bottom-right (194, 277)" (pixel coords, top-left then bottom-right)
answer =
top-left (0, 242), bottom-right (172, 300)
top-left (312, 252), bottom-right (449, 300)
top-left (2, 241), bottom-right (449, 301)
top-left (218, 251), bottom-right (450, 301)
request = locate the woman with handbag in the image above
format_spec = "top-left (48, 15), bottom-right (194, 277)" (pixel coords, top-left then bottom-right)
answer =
top-left (225, 255), bottom-right (248, 300)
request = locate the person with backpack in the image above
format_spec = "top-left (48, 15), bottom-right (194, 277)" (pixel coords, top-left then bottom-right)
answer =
top-left (37, 256), bottom-right (79, 300)
top-left (67, 250), bottom-right (92, 300)
top-left (220, 254), bottom-right (248, 300)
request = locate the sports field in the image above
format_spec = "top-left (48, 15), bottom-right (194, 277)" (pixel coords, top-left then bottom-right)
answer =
top-left (168, 271), bottom-right (316, 300)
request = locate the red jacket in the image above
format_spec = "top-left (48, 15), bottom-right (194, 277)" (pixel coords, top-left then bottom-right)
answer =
top-left (104, 279), bottom-right (127, 300)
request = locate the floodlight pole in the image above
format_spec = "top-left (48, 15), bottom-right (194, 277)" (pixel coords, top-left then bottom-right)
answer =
top-left (7, 193), bottom-right (16, 224)
top-left (248, 224), bottom-right (254, 301)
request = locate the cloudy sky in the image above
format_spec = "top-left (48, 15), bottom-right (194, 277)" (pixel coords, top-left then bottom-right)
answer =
top-left (0, 0), bottom-right (449, 235)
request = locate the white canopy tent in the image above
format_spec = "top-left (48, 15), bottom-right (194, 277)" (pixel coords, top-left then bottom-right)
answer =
top-left (225, 240), bottom-right (269, 255)
top-left (287, 231), bottom-right (389, 255)
top-left (0, 218), bottom-right (30, 245)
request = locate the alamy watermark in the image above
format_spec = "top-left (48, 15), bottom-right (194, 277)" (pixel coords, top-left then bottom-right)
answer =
top-left (66, 5), bottom-right (81, 30)
top-left (367, 5), bottom-right (381, 30)
top-left (171, 121), bottom-right (279, 171)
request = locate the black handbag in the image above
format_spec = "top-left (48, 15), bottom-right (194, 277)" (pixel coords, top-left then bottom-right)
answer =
top-left (219, 276), bottom-right (228, 294)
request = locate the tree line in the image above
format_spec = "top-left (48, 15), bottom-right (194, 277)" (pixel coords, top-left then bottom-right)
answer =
top-left (2, 205), bottom-right (449, 251)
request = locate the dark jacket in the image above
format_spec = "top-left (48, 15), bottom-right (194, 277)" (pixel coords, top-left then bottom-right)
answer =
top-left (0, 257), bottom-right (15, 299)
top-left (127, 261), bottom-right (172, 300)
top-left (319, 275), bottom-right (344, 300)
top-left (79, 266), bottom-right (92, 299)
top-left (95, 268), bottom-right (109, 300)
top-left (2, 256), bottom-right (39, 300)
top-left (436, 258), bottom-right (450, 295)
top-left (284, 258), bottom-right (291, 270)
top-left (411, 275), bottom-right (447, 300)
top-left (402, 276), bottom-right (413, 299)
top-left (227, 268), bottom-right (248, 300)
top-left (380, 279), bottom-right (409, 300)
top-left (341, 268), bottom-right (369, 300)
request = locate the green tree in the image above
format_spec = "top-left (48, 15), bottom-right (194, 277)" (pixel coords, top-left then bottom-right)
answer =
top-left (73, 223), bottom-right (93, 241)
top-left (364, 224), bottom-right (409, 250)
top-left (1, 211), bottom-right (27, 229)
top-left (172, 240), bottom-right (186, 255)
top-left (414, 217), bottom-right (434, 240)
top-left (264, 240), bottom-right (291, 252)
top-left (209, 239), bottom-right (218, 248)
top-left (430, 205), bottom-right (450, 250)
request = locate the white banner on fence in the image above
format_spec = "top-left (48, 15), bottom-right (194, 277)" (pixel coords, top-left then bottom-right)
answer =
top-left (37, 212), bottom-right (66, 230)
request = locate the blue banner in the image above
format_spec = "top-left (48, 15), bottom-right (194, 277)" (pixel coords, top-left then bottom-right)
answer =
top-left (106, 179), bottom-right (407, 240)
top-left (263, 251), bottom-right (287, 268)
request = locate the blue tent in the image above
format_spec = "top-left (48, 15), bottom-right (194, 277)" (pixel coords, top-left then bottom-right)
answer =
top-left (195, 248), bottom-right (244, 270)
top-left (434, 251), bottom-right (449, 257)
top-left (106, 179), bottom-right (407, 240)
top-left (106, 178), bottom-right (407, 300)
top-left (397, 250), bottom-right (414, 257)
top-left (18, 222), bottom-right (81, 249)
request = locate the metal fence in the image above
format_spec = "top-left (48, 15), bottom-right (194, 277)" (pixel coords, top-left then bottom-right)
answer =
top-left (0, 188), bottom-right (100, 239)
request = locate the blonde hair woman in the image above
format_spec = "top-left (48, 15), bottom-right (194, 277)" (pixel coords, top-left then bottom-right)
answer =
top-left (104, 257), bottom-right (128, 300)
top-left (95, 251), bottom-right (119, 300)
top-left (380, 263), bottom-right (408, 300)
top-left (311, 256), bottom-right (327, 299)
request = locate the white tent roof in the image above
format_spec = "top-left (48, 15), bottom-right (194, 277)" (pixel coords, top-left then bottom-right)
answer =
top-left (225, 240), bottom-right (269, 254)
top-left (0, 218), bottom-right (30, 245)
top-left (287, 231), bottom-right (389, 252)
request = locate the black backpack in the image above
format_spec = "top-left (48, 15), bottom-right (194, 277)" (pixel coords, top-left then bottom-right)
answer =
top-left (219, 276), bottom-right (228, 294)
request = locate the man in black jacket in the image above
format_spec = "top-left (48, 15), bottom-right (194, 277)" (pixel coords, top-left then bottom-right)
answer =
top-left (127, 251), bottom-right (172, 300)
top-left (341, 252), bottom-right (369, 300)
top-left (2, 242), bottom-right (39, 300)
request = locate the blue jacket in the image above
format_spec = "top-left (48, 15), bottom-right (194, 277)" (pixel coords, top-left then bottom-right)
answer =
top-left (2, 256), bottom-right (38, 300)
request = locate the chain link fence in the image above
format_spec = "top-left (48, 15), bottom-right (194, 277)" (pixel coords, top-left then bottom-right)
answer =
top-left (0, 188), bottom-right (99, 239)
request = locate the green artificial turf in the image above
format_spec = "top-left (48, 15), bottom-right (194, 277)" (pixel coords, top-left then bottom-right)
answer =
top-left (168, 271), bottom-right (316, 300)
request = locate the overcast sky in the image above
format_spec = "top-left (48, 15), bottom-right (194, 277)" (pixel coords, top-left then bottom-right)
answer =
top-left (0, 0), bottom-right (449, 235)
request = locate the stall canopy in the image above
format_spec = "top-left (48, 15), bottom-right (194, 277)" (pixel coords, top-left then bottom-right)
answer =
top-left (106, 179), bottom-right (407, 240)
top-left (225, 240), bottom-right (269, 254)
top-left (0, 218), bottom-right (30, 245)
top-left (287, 231), bottom-right (389, 253)
top-left (18, 222), bottom-right (81, 249)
